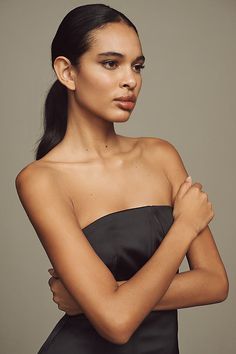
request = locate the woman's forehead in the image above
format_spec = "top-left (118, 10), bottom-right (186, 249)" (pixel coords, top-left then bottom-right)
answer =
top-left (88, 22), bottom-right (142, 58)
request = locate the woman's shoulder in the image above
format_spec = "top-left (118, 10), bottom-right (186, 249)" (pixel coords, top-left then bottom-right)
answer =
top-left (137, 135), bottom-right (180, 160)
top-left (136, 135), bottom-right (172, 147)
top-left (15, 159), bottom-right (58, 197)
top-left (138, 136), bottom-right (189, 203)
top-left (16, 159), bottom-right (51, 178)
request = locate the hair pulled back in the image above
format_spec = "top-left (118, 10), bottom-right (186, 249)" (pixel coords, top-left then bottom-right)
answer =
top-left (34, 4), bottom-right (138, 160)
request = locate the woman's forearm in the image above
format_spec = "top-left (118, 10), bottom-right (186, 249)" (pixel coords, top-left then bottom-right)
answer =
top-left (118, 269), bottom-right (226, 311)
top-left (155, 269), bottom-right (227, 310)
top-left (108, 220), bottom-right (194, 341)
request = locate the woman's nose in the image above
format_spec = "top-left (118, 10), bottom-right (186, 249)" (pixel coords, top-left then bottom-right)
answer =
top-left (119, 70), bottom-right (137, 89)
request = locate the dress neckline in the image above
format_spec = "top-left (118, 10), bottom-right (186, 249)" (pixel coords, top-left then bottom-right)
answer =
top-left (81, 204), bottom-right (173, 231)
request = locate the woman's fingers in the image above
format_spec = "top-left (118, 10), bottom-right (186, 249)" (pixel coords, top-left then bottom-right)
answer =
top-left (48, 276), bottom-right (56, 292)
top-left (47, 275), bottom-right (82, 315)
top-left (192, 182), bottom-right (202, 190)
top-left (175, 176), bottom-right (192, 200)
top-left (48, 268), bottom-right (59, 278)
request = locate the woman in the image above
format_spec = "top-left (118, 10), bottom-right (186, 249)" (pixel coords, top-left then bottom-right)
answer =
top-left (15, 4), bottom-right (228, 354)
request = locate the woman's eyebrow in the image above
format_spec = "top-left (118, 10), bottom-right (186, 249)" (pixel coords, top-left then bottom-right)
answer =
top-left (97, 51), bottom-right (145, 62)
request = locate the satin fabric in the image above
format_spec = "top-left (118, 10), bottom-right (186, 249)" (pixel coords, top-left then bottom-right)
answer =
top-left (38, 205), bottom-right (179, 353)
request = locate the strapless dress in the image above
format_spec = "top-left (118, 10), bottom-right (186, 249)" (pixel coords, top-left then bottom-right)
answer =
top-left (38, 205), bottom-right (179, 353)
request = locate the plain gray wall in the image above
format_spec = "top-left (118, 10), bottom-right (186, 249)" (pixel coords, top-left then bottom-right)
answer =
top-left (1, 0), bottom-right (235, 353)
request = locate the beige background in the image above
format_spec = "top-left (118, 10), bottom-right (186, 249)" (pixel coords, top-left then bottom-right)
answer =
top-left (1, 0), bottom-right (235, 353)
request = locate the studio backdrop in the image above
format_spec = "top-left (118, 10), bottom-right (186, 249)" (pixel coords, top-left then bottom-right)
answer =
top-left (0, 1), bottom-right (235, 353)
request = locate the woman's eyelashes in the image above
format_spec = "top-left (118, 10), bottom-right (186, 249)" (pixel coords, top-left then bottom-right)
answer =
top-left (101, 60), bottom-right (145, 73)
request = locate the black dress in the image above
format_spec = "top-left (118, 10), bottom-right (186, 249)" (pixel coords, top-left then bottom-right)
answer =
top-left (38, 205), bottom-right (179, 353)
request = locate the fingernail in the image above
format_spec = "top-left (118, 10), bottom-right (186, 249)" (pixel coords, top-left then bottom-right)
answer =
top-left (186, 176), bottom-right (192, 183)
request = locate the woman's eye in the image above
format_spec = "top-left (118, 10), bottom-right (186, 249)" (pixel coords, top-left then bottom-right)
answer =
top-left (101, 61), bottom-right (145, 72)
top-left (134, 64), bottom-right (145, 73)
top-left (102, 60), bottom-right (118, 70)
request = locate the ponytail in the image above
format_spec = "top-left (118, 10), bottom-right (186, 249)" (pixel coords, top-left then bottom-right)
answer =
top-left (35, 80), bottom-right (67, 160)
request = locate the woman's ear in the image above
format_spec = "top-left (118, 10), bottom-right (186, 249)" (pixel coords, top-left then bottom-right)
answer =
top-left (53, 56), bottom-right (76, 91)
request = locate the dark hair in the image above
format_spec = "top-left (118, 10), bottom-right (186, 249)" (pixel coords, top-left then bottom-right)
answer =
top-left (34, 4), bottom-right (138, 160)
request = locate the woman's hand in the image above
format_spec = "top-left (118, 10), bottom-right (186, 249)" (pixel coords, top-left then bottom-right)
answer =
top-left (48, 268), bottom-right (128, 315)
top-left (173, 176), bottom-right (214, 239)
top-left (48, 268), bottom-right (83, 316)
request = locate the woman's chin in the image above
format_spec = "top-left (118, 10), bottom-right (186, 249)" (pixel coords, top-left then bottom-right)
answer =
top-left (110, 109), bottom-right (133, 122)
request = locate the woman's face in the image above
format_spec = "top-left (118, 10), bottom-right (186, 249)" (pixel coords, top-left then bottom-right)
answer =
top-left (72, 22), bottom-right (145, 122)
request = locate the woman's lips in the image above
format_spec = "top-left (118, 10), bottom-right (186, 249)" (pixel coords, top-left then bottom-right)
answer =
top-left (114, 100), bottom-right (135, 110)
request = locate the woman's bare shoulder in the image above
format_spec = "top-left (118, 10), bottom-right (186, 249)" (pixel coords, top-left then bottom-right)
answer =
top-left (139, 136), bottom-right (189, 203)
top-left (15, 156), bottom-right (63, 181)
top-left (15, 159), bottom-right (61, 201)
top-left (138, 135), bottom-right (178, 159)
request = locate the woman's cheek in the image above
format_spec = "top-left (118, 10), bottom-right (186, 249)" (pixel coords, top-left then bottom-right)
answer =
top-left (93, 71), bottom-right (117, 87)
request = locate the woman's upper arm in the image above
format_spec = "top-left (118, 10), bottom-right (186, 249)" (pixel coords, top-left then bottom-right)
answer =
top-left (15, 165), bottom-right (119, 341)
top-left (161, 141), bottom-right (228, 292)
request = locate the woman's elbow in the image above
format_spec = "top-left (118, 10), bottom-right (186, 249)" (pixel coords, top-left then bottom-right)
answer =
top-left (97, 292), bottom-right (132, 344)
top-left (102, 315), bottom-right (131, 344)
top-left (214, 273), bottom-right (229, 302)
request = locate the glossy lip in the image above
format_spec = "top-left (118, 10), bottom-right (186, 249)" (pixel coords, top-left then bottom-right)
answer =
top-left (114, 100), bottom-right (135, 110)
top-left (114, 94), bottom-right (136, 103)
